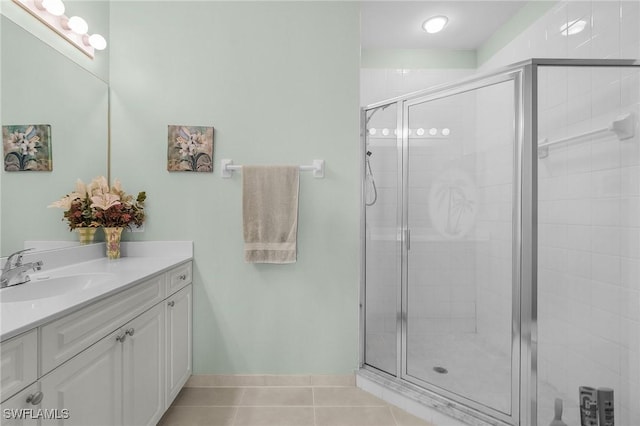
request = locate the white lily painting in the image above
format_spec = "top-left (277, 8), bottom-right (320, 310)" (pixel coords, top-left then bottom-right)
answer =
top-left (167, 125), bottom-right (214, 172)
top-left (2, 124), bottom-right (52, 171)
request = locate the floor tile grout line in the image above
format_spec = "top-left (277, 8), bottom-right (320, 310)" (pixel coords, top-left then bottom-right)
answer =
top-left (230, 388), bottom-right (245, 426)
top-left (312, 387), bottom-right (317, 426)
top-left (388, 404), bottom-right (400, 426)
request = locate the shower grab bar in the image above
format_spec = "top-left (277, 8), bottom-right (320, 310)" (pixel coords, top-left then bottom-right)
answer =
top-left (538, 112), bottom-right (635, 159)
top-left (220, 159), bottom-right (325, 178)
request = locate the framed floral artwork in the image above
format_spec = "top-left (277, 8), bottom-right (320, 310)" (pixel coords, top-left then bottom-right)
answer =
top-left (3, 124), bottom-right (52, 171)
top-left (167, 125), bottom-right (214, 172)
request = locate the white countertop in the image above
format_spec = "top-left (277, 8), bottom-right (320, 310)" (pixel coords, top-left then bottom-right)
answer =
top-left (0, 242), bottom-right (192, 342)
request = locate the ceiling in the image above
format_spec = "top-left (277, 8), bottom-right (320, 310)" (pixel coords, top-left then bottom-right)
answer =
top-left (360, 1), bottom-right (529, 50)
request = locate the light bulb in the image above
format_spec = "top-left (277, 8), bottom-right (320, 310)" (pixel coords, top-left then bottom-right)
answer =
top-left (429, 128), bottom-right (438, 136)
top-left (88, 34), bottom-right (107, 50)
top-left (42, 0), bottom-right (65, 16)
top-left (382, 128), bottom-right (390, 136)
top-left (416, 128), bottom-right (425, 136)
top-left (67, 16), bottom-right (88, 34)
top-left (422, 16), bottom-right (448, 34)
top-left (368, 128), bottom-right (377, 136)
top-left (441, 128), bottom-right (451, 136)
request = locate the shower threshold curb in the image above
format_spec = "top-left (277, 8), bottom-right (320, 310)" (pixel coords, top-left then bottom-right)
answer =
top-left (357, 368), bottom-right (511, 426)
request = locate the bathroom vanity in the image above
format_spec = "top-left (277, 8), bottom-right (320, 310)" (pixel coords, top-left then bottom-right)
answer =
top-left (0, 242), bottom-right (193, 425)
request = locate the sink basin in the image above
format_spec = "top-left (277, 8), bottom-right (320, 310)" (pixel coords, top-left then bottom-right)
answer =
top-left (0, 273), bottom-right (117, 303)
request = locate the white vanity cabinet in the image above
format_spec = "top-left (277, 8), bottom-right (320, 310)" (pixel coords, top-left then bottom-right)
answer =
top-left (0, 383), bottom-right (42, 426)
top-left (122, 302), bottom-right (165, 426)
top-left (165, 284), bottom-right (192, 406)
top-left (0, 260), bottom-right (193, 426)
top-left (40, 328), bottom-right (123, 425)
top-left (0, 329), bottom-right (37, 403)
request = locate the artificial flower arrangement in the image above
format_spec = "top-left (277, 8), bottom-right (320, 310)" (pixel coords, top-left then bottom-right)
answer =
top-left (49, 176), bottom-right (146, 230)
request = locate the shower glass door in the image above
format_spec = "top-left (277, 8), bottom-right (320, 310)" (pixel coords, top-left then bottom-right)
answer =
top-left (364, 101), bottom-right (400, 376)
top-left (403, 76), bottom-right (518, 418)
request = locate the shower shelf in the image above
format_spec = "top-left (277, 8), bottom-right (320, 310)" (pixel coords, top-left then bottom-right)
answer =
top-left (537, 112), bottom-right (635, 159)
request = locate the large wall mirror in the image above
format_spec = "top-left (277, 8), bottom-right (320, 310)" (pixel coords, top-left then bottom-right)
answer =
top-left (1, 13), bottom-right (109, 256)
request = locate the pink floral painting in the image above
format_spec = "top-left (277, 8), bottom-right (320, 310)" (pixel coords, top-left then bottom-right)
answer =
top-left (167, 125), bottom-right (214, 172)
top-left (3, 124), bottom-right (52, 171)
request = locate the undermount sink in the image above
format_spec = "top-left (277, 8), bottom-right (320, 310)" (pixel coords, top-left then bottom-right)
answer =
top-left (0, 273), bottom-right (117, 303)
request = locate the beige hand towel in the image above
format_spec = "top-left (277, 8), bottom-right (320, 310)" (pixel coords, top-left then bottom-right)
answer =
top-left (242, 165), bottom-right (300, 263)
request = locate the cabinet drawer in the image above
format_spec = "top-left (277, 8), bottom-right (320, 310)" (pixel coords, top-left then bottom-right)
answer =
top-left (0, 382), bottom-right (40, 425)
top-left (0, 330), bottom-right (37, 403)
top-left (41, 274), bottom-right (164, 374)
top-left (166, 261), bottom-right (192, 295)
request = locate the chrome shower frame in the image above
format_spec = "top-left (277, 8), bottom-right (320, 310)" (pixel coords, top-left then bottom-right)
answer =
top-left (359, 58), bottom-right (640, 426)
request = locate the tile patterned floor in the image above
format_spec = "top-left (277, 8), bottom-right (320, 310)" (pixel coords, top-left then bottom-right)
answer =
top-left (158, 376), bottom-right (434, 426)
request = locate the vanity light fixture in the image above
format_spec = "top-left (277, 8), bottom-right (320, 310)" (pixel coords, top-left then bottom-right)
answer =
top-left (12, 0), bottom-right (107, 58)
top-left (63, 16), bottom-right (88, 35)
top-left (87, 34), bottom-right (107, 50)
top-left (40, 0), bottom-right (64, 16)
top-left (422, 15), bottom-right (449, 34)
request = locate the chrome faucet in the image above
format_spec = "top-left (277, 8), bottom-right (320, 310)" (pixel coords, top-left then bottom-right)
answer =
top-left (1, 248), bottom-right (43, 288)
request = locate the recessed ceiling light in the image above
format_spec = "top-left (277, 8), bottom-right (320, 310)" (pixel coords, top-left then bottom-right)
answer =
top-left (560, 19), bottom-right (587, 36)
top-left (422, 16), bottom-right (448, 34)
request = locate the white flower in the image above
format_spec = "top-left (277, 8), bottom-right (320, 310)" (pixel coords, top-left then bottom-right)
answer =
top-left (75, 179), bottom-right (89, 198)
top-left (91, 193), bottom-right (121, 210)
top-left (48, 193), bottom-right (82, 210)
top-left (88, 176), bottom-right (109, 196)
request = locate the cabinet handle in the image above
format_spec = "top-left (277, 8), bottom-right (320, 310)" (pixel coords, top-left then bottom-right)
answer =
top-left (168, 300), bottom-right (175, 307)
top-left (125, 328), bottom-right (135, 337)
top-left (26, 391), bottom-right (44, 405)
top-left (179, 274), bottom-right (187, 280)
top-left (116, 333), bottom-right (127, 343)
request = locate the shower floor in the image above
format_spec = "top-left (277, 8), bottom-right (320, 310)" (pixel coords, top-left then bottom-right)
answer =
top-left (368, 332), bottom-right (584, 425)
top-left (405, 332), bottom-right (512, 415)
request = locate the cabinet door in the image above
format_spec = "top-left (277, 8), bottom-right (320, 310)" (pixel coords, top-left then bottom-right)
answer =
top-left (165, 284), bottom-right (192, 407)
top-left (122, 304), bottom-right (165, 426)
top-left (1, 329), bottom-right (37, 403)
top-left (0, 383), bottom-right (40, 426)
top-left (40, 330), bottom-right (122, 426)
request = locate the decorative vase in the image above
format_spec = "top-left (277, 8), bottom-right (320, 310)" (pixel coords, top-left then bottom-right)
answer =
top-left (103, 227), bottom-right (124, 259)
top-left (76, 227), bottom-right (97, 245)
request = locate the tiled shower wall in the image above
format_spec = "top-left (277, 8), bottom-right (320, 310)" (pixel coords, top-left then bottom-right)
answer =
top-left (363, 2), bottom-right (639, 422)
top-left (480, 1), bottom-right (640, 72)
top-left (480, 1), bottom-right (640, 424)
top-left (536, 64), bottom-right (639, 425)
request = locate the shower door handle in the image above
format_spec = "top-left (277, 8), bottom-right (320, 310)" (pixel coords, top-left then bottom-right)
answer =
top-left (404, 229), bottom-right (411, 250)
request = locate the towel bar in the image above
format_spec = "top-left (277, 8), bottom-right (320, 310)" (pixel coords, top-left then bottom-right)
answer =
top-left (220, 159), bottom-right (325, 179)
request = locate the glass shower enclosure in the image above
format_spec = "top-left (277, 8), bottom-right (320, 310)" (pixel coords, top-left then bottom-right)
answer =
top-left (361, 59), bottom-right (640, 426)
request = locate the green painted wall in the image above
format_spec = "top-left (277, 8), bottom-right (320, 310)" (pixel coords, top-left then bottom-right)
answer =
top-left (362, 48), bottom-right (477, 69)
top-left (109, 1), bottom-right (361, 374)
